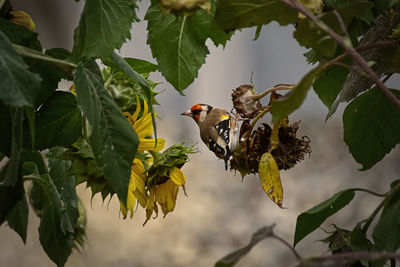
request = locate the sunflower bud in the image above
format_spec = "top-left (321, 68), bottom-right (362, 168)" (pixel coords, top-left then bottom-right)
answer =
top-left (232, 84), bottom-right (262, 119)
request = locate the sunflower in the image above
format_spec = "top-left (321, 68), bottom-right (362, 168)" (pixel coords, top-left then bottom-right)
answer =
top-left (144, 166), bottom-right (186, 225)
top-left (120, 96), bottom-right (165, 219)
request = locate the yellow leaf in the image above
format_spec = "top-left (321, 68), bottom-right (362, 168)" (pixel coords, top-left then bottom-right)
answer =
top-left (258, 152), bottom-right (283, 208)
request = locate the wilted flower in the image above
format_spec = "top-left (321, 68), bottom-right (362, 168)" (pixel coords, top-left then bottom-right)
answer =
top-left (144, 167), bottom-right (186, 225)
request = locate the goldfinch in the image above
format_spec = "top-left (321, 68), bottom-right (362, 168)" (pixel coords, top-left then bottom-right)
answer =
top-left (181, 104), bottom-right (239, 170)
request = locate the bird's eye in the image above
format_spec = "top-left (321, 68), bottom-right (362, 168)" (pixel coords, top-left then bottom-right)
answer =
top-left (192, 109), bottom-right (201, 115)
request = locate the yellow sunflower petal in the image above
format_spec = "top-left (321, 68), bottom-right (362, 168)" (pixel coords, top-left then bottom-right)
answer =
top-left (138, 138), bottom-right (165, 152)
top-left (134, 113), bottom-right (153, 138)
top-left (144, 188), bottom-right (157, 225)
top-left (143, 99), bottom-right (149, 115)
top-left (169, 167), bottom-right (186, 186)
top-left (132, 95), bottom-right (141, 122)
top-left (166, 180), bottom-right (177, 212)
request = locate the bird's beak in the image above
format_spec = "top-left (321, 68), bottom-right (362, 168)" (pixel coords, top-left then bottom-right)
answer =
top-left (180, 109), bottom-right (192, 117)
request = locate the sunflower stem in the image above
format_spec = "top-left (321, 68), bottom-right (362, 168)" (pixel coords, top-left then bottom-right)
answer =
top-left (253, 84), bottom-right (295, 101)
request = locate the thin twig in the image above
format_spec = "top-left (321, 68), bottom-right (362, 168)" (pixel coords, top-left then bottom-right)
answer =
top-left (271, 233), bottom-right (302, 260)
top-left (280, 0), bottom-right (400, 109)
top-left (333, 10), bottom-right (351, 41)
top-left (361, 182), bottom-right (400, 233)
top-left (352, 188), bottom-right (386, 197)
top-left (250, 106), bottom-right (270, 128)
top-left (322, 40), bottom-right (399, 70)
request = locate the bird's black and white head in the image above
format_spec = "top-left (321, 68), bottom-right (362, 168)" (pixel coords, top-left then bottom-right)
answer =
top-left (181, 104), bottom-right (213, 126)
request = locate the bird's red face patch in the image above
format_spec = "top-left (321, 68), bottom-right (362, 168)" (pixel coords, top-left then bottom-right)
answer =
top-left (191, 104), bottom-right (202, 112)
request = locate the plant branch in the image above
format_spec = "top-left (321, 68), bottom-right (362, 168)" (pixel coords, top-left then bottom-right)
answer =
top-left (280, 0), bottom-right (400, 109)
top-left (332, 10), bottom-right (350, 42)
top-left (352, 188), bottom-right (386, 197)
top-left (13, 44), bottom-right (76, 77)
top-left (322, 40), bottom-right (399, 71)
top-left (250, 106), bottom-right (270, 129)
top-left (332, 62), bottom-right (364, 76)
top-left (271, 233), bottom-right (302, 260)
top-left (253, 84), bottom-right (295, 101)
top-left (361, 182), bottom-right (400, 233)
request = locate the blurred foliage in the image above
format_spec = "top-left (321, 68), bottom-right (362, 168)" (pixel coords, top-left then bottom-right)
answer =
top-left (1, 0), bottom-right (400, 266)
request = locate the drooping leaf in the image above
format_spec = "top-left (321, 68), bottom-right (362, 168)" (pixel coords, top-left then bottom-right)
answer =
top-left (294, 2), bottom-right (374, 58)
top-left (48, 147), bottom-right (79, 231)
top-left (271, 67), bottom-right (321, 122)
top-left (214, 0), bottom-right (298, 31)
top-left (215, 224), bottom-right (276, 267)
top-left (33, 173), bottom-right (74, 267)
top-left (373, 190), bottom-right (400, 253)
top-left (0, 31), bottom-right (41, 107)
top-left (258, 152), bottom-right (283, 207)
top-left (343, 88), bottom-right (400, 170)
top-left (313, 65), bottom-right (349, 109)
top-left (32, 91), bottom-right (82, 150)
top-left (73, 60), bottom-right (139, 205)
top-left (145, 5), bottom-right (209, 93)
top-left (70, 0), bottom-right (138, 60)
top-left (6, 194), bottom-right (28, 244)
top-left (294, 189), bottom-right (356, 247)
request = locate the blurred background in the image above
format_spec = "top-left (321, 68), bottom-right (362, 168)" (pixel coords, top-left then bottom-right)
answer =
top-left (1, 1), bottom-right (400, 266)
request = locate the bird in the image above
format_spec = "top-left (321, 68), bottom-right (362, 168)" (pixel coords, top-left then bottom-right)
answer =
top-left (181, 104), bottom-right (239, 170)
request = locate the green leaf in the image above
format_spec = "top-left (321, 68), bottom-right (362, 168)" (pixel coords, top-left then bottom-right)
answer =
top-left (27, 51), bottom-right (71, 108)
top-left (32, 91), bottom-right (82, 150)
top-left (313, 66), bottom-right (349, 109)
top-left (0, 31), bottom-right (41, 107)
top-left (294, 2), bottom-right (374, 58)
top-left (2, 108), bottom-right (24, 187)
top-left (351, 223), bottom-right (371, 252)
top-left (0, 163), bottom-right (24, 226)
top-left (271, 67), bottom-right (321, 122)
top-left (70, 0), bottom-right (138, 60)
top-left (373, 191), bottom-right (400, 253)
top-left (73, 60), bottom-right (139, 205)
top-left (21, 150), bottom-right (48, 175)
top-left (214, 0), bottom-right (298, 31)
top-left (343, 88), bottom-right (400, 170)
top-left (0, 101), bottom-right (12, 156)
top-left (123, 58), bottom-right (158, 75)
top-left (0, 17), bottom-right (42, 50)
top-left (48, 148), bottom-right (79, 229)
top-left (215, 224), bottom-right (276, 267)
top-left (294, 189), bottom-right (355, 247)
top-left (145, 5), bottom-right (209, 93)
top-left (6, 194), bottom-right (28, 243)
top-left (33, 173), bottom-right (74, 267)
